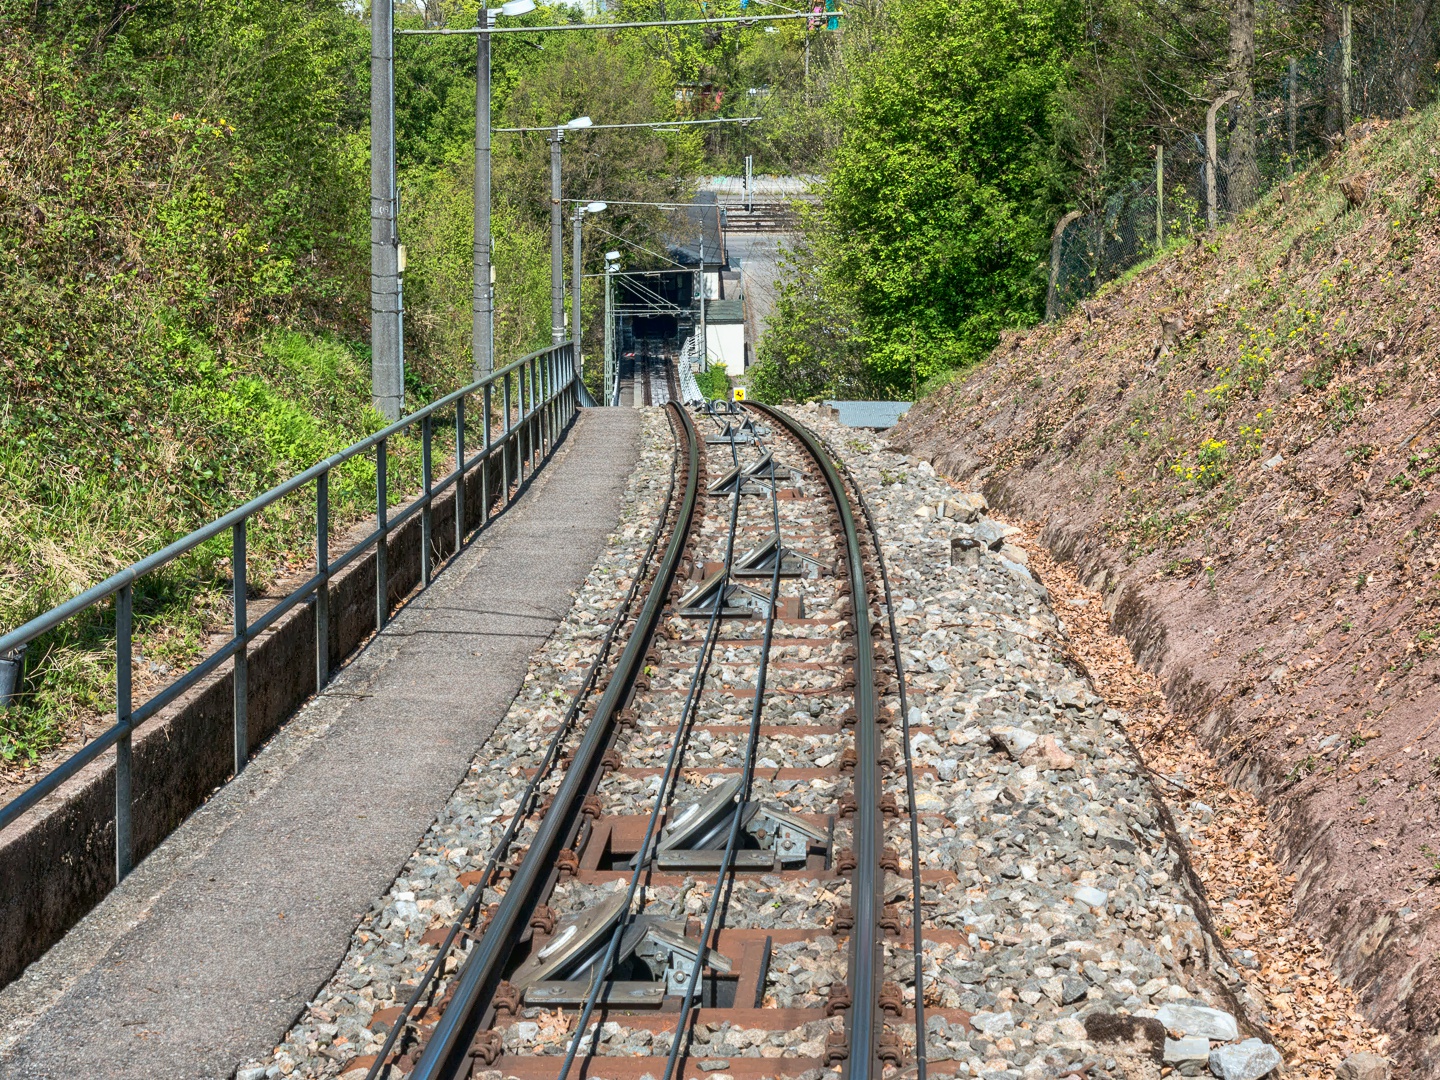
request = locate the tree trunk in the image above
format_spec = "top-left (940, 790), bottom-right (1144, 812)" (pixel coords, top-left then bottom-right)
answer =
top-left (1227, 0), bottom-right (1259, 213)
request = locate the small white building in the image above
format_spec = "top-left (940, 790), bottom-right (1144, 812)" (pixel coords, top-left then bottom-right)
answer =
top-left (703, 299), bottom-right (747, 377)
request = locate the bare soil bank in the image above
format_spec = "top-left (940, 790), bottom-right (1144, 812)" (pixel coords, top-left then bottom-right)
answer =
top-left (889, 108), bottom-right (1440, 1074)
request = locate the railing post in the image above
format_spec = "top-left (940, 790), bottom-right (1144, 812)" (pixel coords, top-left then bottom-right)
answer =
top-left (503, 373), bottom-right (513, 501)
top-left (115, 582), bottom-right (133, 883)
top-left (421, 415), bottom-right (433, 587)
top-left (455, 398), bottom-right (466, 549)
top-left (316, 473), bottom-right (330, 690)
top-left (232, 520), bottom-right (248, 776)
top-left (481, 385), bottom-right (492, 525)
top-left (376, 438), bottom-right (389, 632)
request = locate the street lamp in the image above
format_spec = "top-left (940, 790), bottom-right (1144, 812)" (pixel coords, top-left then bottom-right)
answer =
top-left (473, 0), bottom-right (537, 379)
top-left (549, 116), bottom-right (593, 346)
top-left (571, 201), bottom-right (607, 387)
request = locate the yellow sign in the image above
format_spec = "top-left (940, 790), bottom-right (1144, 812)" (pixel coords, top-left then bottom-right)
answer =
top-left (732, 387), bottom-right (746, 402)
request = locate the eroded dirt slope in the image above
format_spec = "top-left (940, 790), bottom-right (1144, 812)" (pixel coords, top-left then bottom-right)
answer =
top-left (889, 107), bottom-right (1440, 1074)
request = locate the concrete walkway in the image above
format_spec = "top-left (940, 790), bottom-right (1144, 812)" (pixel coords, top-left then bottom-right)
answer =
top-left (0, 409), bottom-right (645, 1080)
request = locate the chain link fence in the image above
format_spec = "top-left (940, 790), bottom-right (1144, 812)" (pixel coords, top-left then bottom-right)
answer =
top-left (1047, 6), bottom-right (1439, 316)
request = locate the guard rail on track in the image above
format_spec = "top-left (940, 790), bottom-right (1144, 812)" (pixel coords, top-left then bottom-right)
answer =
top-left (0, 342), bottom-right (581, 884)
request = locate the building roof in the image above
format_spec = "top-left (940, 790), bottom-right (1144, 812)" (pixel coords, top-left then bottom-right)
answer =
top-left (704, 299), bottom-right (745, 324)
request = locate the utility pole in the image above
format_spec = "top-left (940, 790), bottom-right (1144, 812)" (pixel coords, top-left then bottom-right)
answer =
top-left (370, 0), bottom-right (403, 420)
top-left (604, 269), bottom-right (615, 403)
top-left (550, 130), bottom-right (565, 345)
top-left (473, 5), bottom-right (493, 378)
top-left (571, 210), bottom-right (583, 381)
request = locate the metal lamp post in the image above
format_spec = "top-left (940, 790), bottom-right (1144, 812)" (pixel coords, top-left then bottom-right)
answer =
top-left (549, 116), bottom-right (592, 346)
top-left (474, 0), bottom-right (536, 379)
top-left (571, 201), bottom-right (607, 385)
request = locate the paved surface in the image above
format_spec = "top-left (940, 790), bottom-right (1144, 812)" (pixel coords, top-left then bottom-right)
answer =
top-left (0, 409), bottom-right (644, 1080)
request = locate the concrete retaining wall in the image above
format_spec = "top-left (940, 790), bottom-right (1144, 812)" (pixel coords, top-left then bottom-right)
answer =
top-left (0, 420), bottom-right (554, 987)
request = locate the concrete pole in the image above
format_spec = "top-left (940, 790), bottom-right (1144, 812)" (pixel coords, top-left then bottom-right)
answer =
top-left (1155, 144), bottom-right (1164, 250)
top-left (1296, 56), bottom-right (1307, 175)
top-left (550, 130), bottom-right (565, 345)
top-left (370, 0), bottom-right (403, 420)
top-left (1206, 90), bottom-right (1239, 231)
top-left (1045, 210), bottom-right (1082, 321)
top-left (571, 210), bottom-right (584, 381)
top-left (1341, 3), bottom-right (1352, 135)
top-left (473, 10), bottom-right (493, 378)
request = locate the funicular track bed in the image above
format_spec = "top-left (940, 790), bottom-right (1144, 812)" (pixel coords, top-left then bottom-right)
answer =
top-left (246, 400), bottom-right (922, 1080)
top-left (248, 401), bottom-right (1280, 1080)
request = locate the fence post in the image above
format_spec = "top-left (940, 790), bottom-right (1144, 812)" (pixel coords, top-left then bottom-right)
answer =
top-left (376, 439), bottom-right (389, 632)
top-left (1045, 210), bottom-right (1083, 321)
top-left (232, 520), bottom-right (248, 776)
top-left (455, 397), bottom-right (467, 549)
top-left (1155, 145), bottom-right (1164, 250)
top-left (115, 583), bottom-right (133, 883)
top-left (316, 472), bottom-right (330, 690)
top-left (421, 415), bottom-right (433, 588)
top-left (1341, 3), bottom-right (1352, 135)
top-left (1296, 55), bottom-right (1307, 172)
top-left (1206, 90), bottom-right (1240, 231)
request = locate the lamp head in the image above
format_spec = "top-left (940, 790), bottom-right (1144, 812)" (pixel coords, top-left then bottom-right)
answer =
top-left (566, 116), bottom-right (593, 130)
top-left (585, 201), bottom-right (608, 214)
top-left (605, 250), bottom-right (621, 262)
top-left (501, 0), bottom-right (536, 14)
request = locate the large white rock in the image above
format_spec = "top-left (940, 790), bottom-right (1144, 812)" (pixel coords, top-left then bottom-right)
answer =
top-left (1164, 1035), bottom-right (1212, 1077)
top-left (1209, 1038), bottom-right (1281, 1080)
top-left (1156, 1002), bottom-right (1239, 1042)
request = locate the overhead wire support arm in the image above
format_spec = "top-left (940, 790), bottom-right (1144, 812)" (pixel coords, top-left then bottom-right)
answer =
top-left (396, 10), bottom-right (842, 34)
top-left (496, 116), bottom-right (762, 133)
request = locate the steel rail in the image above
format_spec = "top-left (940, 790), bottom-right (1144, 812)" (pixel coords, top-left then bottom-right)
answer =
top-left (658, 436), bottom-right (783, 1080)
top-left (750, 403), bottom-right (881, 1080)
top-left (557, 412), bottom-right (748, 1080)
top-left (409, 404), bottom-right (702, 1080)
top-left (363, 403), bottom-right (689, 1080)
top-left (832, 449), bottom-right (928, 1080)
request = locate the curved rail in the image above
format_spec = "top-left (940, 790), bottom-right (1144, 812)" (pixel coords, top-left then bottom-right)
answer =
top-left (750, 403), bottom-right (882, 1080)
top-left (830, 445), bottom-right (929, 1080)
top-left (363, 403), bottom-right (688, 1080)
top-left (409, 402), bottom-right (702, 1080)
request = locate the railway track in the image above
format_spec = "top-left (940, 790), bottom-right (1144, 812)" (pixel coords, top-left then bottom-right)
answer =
top-left (354, 400), bottom-right (931, 1080)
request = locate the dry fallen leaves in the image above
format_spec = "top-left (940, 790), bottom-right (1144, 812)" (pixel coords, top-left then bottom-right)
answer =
top-left (1019, 524), bottom-right (1390, 1079)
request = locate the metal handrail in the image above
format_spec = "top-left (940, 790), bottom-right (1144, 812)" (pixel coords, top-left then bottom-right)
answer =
top-left (0, 342), bottom-right (580, 886)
